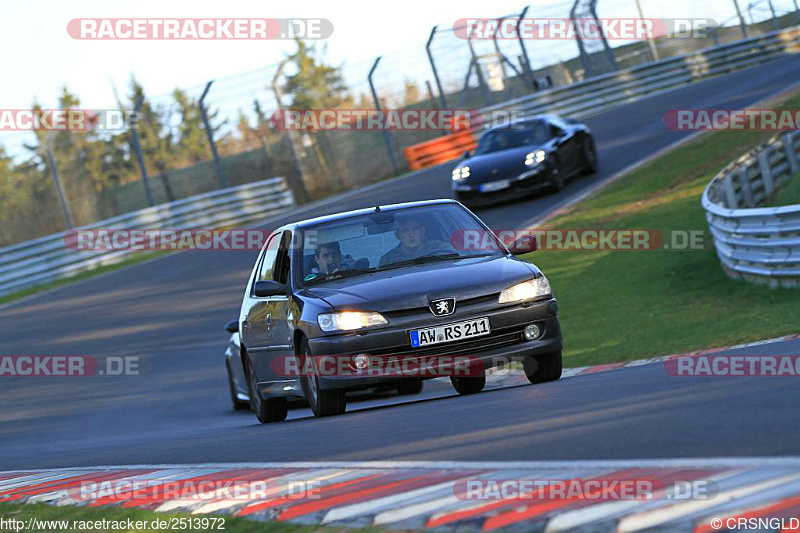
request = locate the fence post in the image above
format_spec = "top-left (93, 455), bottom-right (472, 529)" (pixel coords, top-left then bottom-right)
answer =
top-left (129, 99), bottom-right (155, 207)
top-left (199, 81), bottom-right (227, 189)
top-left (368, 56), bottom-right (400, 174)
top-left (732, 0), bottom-right (749, 39)
top-left (272, 62), bottom-right (310, 204)
top-left (45, 139), bottom-right (73, 229)
top-left (517, 6), bottom-right (535, 88)
top-left (426, 26), bottom-right (449, 110)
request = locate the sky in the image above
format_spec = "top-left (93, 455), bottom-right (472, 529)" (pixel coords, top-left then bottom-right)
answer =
top-left (1, 0), bottom-right (792, 155)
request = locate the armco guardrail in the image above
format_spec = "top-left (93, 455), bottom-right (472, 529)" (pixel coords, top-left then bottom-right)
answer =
top-left (483, 26), bottom-right (800, 126)
top-left (0, 177), bottom-right (295, 297)
top-left (702, 131), bottom-right (800, 287)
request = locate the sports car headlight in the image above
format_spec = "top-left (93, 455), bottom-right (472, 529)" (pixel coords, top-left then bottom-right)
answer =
top-left (317, 311), bottom-right (388, 332)
top-left (498, 276), bottom-right (552, 304)
top-left (452, 166), bottom-right (471, 180)
top-left (525, 150), bottom-right (546, 167)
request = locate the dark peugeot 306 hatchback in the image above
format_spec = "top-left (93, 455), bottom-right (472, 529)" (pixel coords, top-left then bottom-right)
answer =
top-left (239, 200), bottom-right (563, 423)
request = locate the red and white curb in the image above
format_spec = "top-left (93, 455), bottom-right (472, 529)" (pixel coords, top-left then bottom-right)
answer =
top-left (2, 459), bottom-right (800, 531)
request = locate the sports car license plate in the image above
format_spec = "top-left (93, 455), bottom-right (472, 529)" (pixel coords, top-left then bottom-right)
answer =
top-left (410, 317), bottom-right (490, 347)
top-left (480, 179), bottom-right (510, 192)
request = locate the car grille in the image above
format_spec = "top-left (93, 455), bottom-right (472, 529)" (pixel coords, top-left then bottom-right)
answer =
top-left (381, 293), bottom-right (499, 320)
top-left (367, 325), bottom-right (524, 357)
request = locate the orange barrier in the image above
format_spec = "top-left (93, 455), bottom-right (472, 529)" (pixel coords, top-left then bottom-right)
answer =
top-left (403, 130), bottom-right (478, 171)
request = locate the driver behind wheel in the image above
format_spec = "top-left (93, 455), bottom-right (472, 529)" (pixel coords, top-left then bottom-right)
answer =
top-left (313, 241), bottom-right (355, 274)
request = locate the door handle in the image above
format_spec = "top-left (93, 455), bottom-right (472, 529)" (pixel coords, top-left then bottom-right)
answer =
top-left (265, 313), bottom-right (273, 327)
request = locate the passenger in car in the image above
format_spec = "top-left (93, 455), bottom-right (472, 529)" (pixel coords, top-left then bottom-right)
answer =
top-left (379, 215), bottom-right (453, 267)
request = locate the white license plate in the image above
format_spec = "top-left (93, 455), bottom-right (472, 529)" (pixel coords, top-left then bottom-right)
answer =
top-left (410, 317), bottom-right (490, 347)
top-left (480, 179), bottom-right (510, 192)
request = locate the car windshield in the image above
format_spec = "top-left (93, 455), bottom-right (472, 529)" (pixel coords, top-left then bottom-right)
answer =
top-left (297, 204), bottom-right (504, 284)
top-left (474, 122), bottom-right (551, 155)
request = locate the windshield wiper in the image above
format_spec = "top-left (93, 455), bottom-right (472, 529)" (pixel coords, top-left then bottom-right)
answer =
top-left (379, 252), bottom-right (491, 271)
top-left (304, 268), bottom-right (373, 284)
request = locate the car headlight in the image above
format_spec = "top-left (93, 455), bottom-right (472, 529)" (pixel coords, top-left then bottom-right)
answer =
top-left (317, 311), bottom-right (388, 332)
top-left (498, 276), bottom-right (552, 304)
top-left (525, 150), bottom-right (546, 167)
top-left (452, 166), bottom-right (470, 180)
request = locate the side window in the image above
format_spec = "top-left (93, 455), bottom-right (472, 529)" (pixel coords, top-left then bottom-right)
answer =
top-left (257, 232), bottom-right (282, 282)
top-left (275, 231), bottom-right (292, 285)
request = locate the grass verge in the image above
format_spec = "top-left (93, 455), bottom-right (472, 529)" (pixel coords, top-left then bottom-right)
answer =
top-left (0, 502), bottom-right (386, 532)
top-left (521, 92), bottom-right (800, 366)
top-left (769, 171), bottom-right (800, 206)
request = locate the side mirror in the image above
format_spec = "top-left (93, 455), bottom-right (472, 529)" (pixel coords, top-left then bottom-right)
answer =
top-left (253, 280), bottom-right (287, 297)
top-left (225, 320), bottom-right (239, 333)
top-left (508, 234), bottom-right (538, 255)
top-left (462, 150), bottom-right (472, 159)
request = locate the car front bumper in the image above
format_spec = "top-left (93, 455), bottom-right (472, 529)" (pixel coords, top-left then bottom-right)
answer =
top-left (453, 166), bottom-right (551, 206)
top-left (308, 297), bottom-right (562, 392)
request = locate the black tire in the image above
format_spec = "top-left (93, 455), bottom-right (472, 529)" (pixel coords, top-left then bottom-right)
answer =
top-left (581, 136), bottom-right (598, 175)
top-left (298, 338), bottom-right (346, 417)
top-left (549, 155), bottom-right (565, 191)
top-left (396, 380), bottom-right (424, 395)
top-left (226, 360), bottom-right (250, 411)
top-left (523, 350), bottom-right (563, 385)
top-left (245, 351), bottom-right (288, 423)
top-left (450, 374), bottom-right (486, 395)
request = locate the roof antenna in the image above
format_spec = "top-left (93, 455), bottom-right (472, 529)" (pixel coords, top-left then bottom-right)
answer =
top-left (374, 205), bottom-right (381, 212)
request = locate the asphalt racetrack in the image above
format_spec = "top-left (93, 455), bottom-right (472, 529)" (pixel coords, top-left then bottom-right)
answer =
top-left (2, 56), bottom-right (800, 470)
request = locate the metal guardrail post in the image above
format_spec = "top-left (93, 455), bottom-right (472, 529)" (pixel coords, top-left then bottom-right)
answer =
top-left (757, 151), bottom-right (775, 195)
top-left (199, 81), bottom-right (227, 189)
top-left (368, 56), bottom-right (400, 174)
top-left (130, 99), bottom-right (155, 207)
top-left (783, 132), bottom-right (800, 173)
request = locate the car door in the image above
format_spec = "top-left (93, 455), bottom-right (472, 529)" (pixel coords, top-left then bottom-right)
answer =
top-left (550, 121), bottom-right (579, 175)
top-left (242, 231), bottom-right (282, 355)
top-left (269, 231), bottom-right (295, 359)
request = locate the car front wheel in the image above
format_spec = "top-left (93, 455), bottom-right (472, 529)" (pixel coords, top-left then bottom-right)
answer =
top-left (245, 354), bottom-right (288, 423)
top-left (451, 373), bottom-right (486, 395)
top-left (227, 360), bottom-right (250, 411)
top-left (523, 350), bottom-right (563, 384)
top-left (299, 339), bottom-right (346, 417)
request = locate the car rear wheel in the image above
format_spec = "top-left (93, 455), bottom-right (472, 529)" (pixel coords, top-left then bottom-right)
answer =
top-left (226, 360), bottom-right (250, 411)
top-left (582, 136), bottom-right (598, 175)
top-left (451, 374), bottom-right (486, 395)
top-left (396, 380), bottom-right (424, 395)
top-left (523, 350), bottom-right (563, 384)
top-left (245, 353), bottom-right (288, 423)
top-left (299, 339), bottom-right (346, 417)
top-left (549, 156), bottom-right (565, 191)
